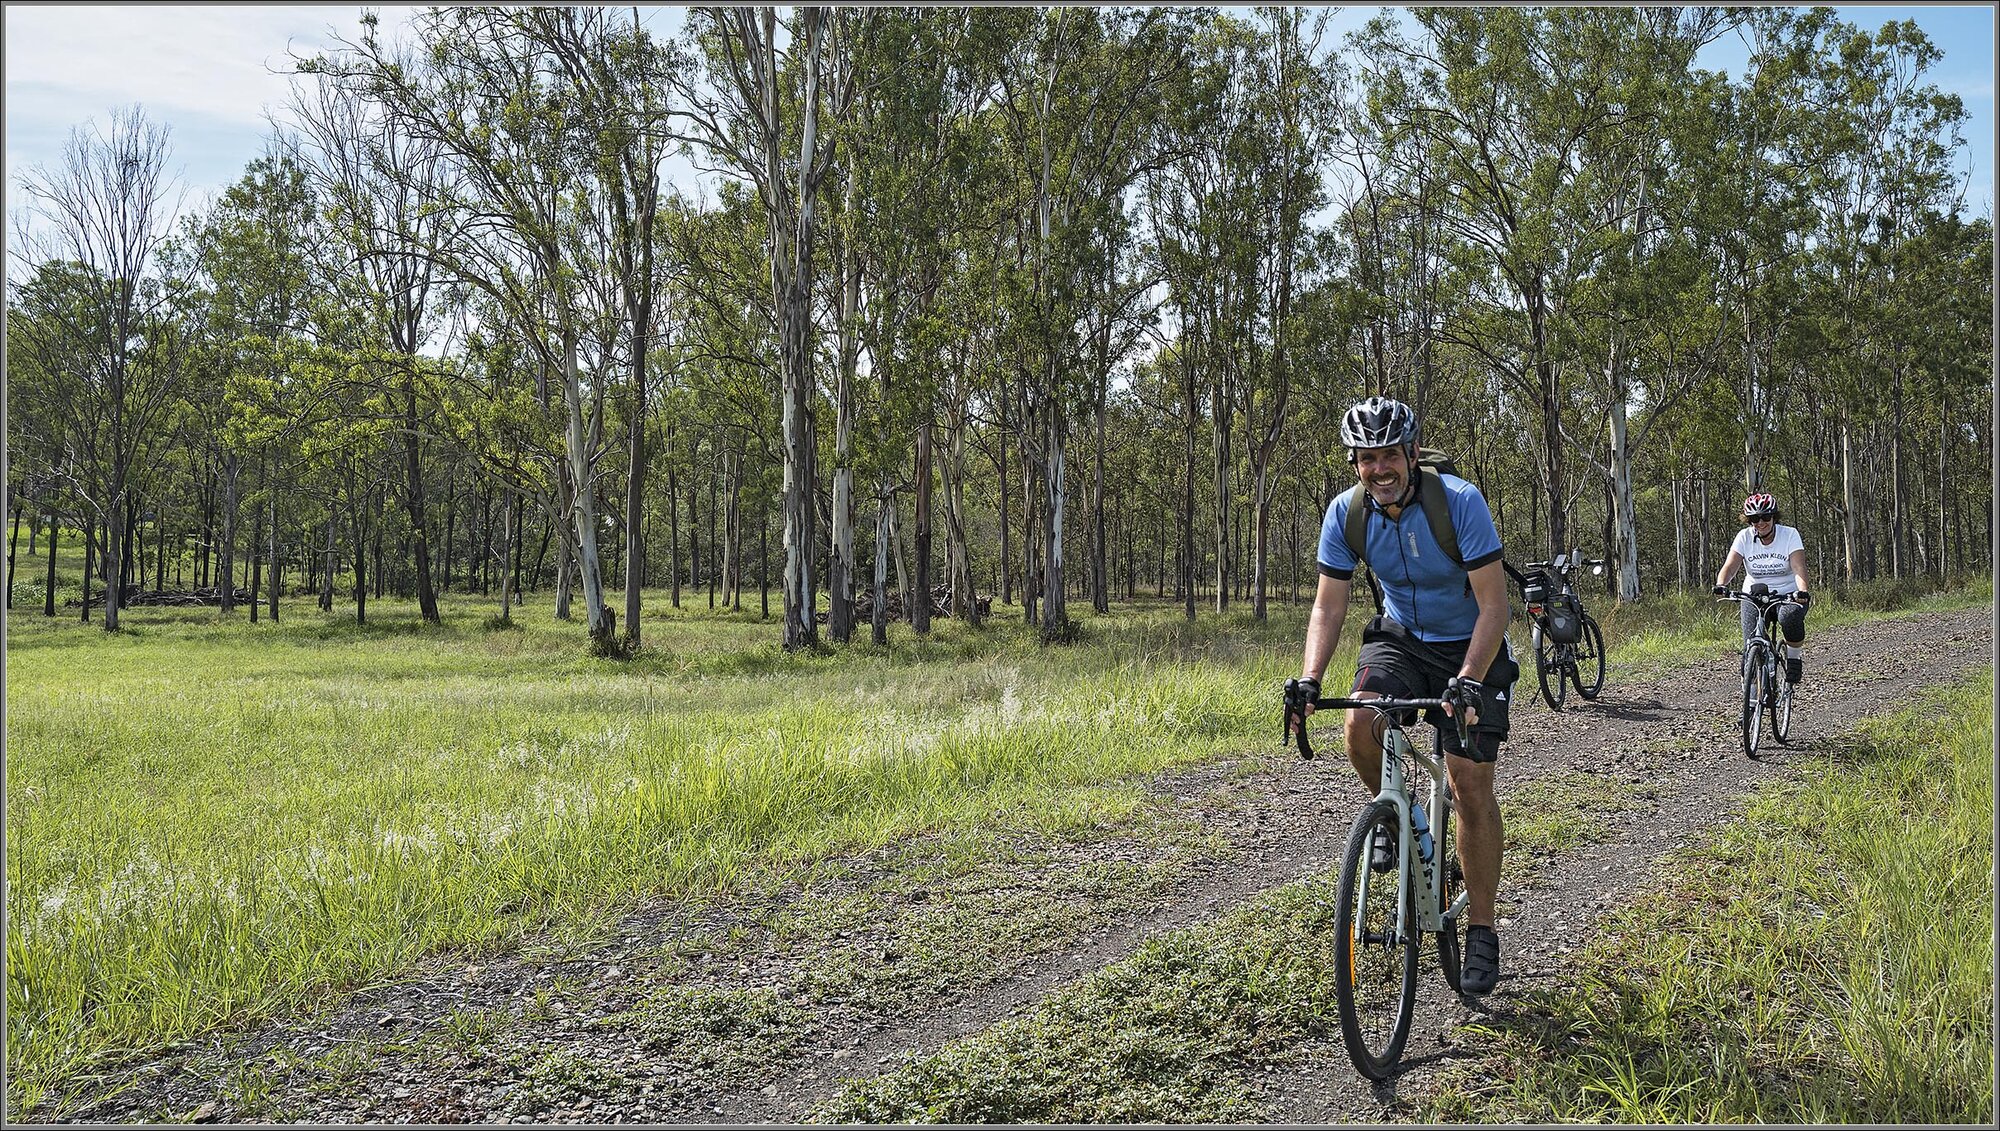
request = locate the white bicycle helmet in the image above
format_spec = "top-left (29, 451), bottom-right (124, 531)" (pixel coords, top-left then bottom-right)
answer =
top-left (1340, 396), bottom-right (1418, 460)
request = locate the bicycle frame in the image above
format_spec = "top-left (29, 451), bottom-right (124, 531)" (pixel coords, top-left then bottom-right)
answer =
top-left (1292, 699), bottom-right (1465, 941)
top-left (1730, 591), bottom-right (1791, 676)
top-left (1359, 717), bottom-right (1466, 942)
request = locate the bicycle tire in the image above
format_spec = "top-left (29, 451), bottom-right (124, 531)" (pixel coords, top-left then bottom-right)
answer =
top-left (1436, 812), bottom-right (1463, 994)
top-left (1333, 799), bottom-right (1418, 1080)
top-left (1534, 627), bottom-right (1568, 712)
top-left (1740, 649), bottom-right (1764, 759)
top-left (1772, 666), bottom-right (1793, 745)
top-left (1571, 614), bottom-right (1606, 700)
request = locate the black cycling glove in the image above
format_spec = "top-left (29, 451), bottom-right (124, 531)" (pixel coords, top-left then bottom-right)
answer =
top-left (1713, 584), bottom-right (1730, 597)
top-left (1794, 591), bottom-right (1811, 611)
top-left (1284, 676), bottom-right (1321, 713)
top-left (1443, 675), bottom-right (1483, 719)
top-left (1282, 676), bottom-right (1320, 742)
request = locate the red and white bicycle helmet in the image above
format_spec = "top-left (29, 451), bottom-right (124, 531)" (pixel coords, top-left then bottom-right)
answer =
top-left (1742, 492), bottom-right (1778, 521)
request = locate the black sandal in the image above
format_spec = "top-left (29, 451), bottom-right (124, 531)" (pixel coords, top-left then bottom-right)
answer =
top-left (1462, 925), bottom-right (1501, 995)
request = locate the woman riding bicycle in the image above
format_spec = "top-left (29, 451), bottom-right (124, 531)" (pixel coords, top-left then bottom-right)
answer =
top-left (1713, 492), bottom-right (1812, 684)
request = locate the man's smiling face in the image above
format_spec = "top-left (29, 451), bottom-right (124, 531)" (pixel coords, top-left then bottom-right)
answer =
top-left (1354, 445), bottom-right (1411, 508)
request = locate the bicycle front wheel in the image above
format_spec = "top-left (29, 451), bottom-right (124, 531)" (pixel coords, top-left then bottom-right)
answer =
top-left (1740, 652), bottom-right (1764, 759)
top-left (1571, 614), bottom-right (1606, 700)
top-left (1534, 628), bottom-right (1568, 712)
top-left (1333, 799), bottom-right (1418, 1080)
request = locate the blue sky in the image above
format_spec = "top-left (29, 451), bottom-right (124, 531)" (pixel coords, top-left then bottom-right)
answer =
top-left (5, 4), bottom-right (1994, 231)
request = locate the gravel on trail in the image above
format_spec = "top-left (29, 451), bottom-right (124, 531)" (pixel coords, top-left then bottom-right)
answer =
top-left (51, 605), bottom-right (1994, 1126)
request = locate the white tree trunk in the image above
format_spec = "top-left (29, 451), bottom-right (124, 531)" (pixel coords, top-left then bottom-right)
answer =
top-left (564, 328), bottom-right (609, 644)
top-left (1608, 343), bottom-right (1640, 602)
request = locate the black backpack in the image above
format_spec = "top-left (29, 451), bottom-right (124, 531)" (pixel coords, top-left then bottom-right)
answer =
top-left (1339, 448), bottom-right (1469, 613)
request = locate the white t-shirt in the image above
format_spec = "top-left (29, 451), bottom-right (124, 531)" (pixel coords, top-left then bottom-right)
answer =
top-left (1730, 523), bottom-right (1805, 593)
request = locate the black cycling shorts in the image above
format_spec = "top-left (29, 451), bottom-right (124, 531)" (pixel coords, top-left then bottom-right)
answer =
top-left (1739, 598), bottom-right (1807, 645)
top-left (1350, 615), bottom-right (1519, 763)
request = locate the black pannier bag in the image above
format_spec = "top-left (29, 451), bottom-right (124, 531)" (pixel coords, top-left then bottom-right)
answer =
top-left (1542, 593), bottom-right (1582, 644)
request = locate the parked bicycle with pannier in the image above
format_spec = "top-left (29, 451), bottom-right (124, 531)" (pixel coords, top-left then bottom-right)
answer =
top-left (1515, 550), bottom-right (1606, 711)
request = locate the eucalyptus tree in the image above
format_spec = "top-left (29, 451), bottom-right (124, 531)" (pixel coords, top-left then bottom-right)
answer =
top-left (451, 309), bottom-right (566, 624)
top-left (537, 7), bottom-right (682, 646)
top-left (1531, 7), bottom-right (1739, 601)
top-left (12, 106), bottom-right (188, 630)
top-left (1145, 10), bottom-right (1280, 618)
top-left (287, 53), bottom-right (463, 624)
top-left (659, 181), bottom-right (784, 605)
top-left (675, 6), bottom-right (869, 650)
top-left (184, 153), bottom-right (326, 621)
top-left (1353, 7), bottom-right (1697, 557)
top-left (301, 7), bottom-right (637, 647)
top-left (831, 6), bottom-right (1008, 638)
top-left (1796, 15), bottom-right (1970, 580)
top-left (1239, 7), bottom-right (1335, 619)
top-left (992, 5), bottom-right (1188, 642)
top-left (4, 281), bottom-right (96, 614)
top-left (1187, 14), bottom-right (1263, 617)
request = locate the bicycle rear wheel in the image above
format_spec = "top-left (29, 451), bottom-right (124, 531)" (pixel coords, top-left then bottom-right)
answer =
top-left (1333, 799), bottom-right (1418, 1080)
top-left (1772, 666), bottom-right (1793, 744)
top-left (1534, 628), bottom-right (1568, 712)
top-left (1435, 806), bottom-right (1463, 994)
top-left (1571, 614), bottom-right (1606, 700)
top-left (1740, 651), bottom-right (1764, 759)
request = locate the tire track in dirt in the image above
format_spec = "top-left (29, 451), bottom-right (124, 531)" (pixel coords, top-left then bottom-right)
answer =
top-left (713, 605), bottom-right (1993, 1124)
top-left (52, 606), bottom-right (1992, 1125)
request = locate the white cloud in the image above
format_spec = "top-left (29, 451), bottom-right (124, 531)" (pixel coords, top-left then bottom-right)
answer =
top-left (4, 5), bottom-right (404, 130)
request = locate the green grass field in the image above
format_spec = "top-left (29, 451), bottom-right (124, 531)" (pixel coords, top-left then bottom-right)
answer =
top-left (4, 553), bottom-right (1322, 1114)
top-left (4, 530), bottom-right (1990, 1116)
top-left (1422, 672), bottom-right (1996, 1124)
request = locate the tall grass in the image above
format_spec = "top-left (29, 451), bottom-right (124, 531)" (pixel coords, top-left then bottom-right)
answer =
top-left (4, 539), bottom-right (1987, 1116)
top-left (3, 588), bottom-right (1320, 1115)
top-left (1426, 672), bottom-right (1997, 1124)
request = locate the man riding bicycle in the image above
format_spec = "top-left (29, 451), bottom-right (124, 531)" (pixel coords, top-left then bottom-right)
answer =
top-left (1285, 396), bottom-right (1519, 996)
top-left (1713, 492), bottom-right (1811, 683)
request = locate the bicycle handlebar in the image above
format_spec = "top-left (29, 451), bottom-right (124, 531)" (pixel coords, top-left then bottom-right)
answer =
top-left (1524, 557), bottom-right (1607, 574)
top-left (1717, 589), bottom-right (1802, 605)
top-left (1283, 694), bottom-right (1468, 761)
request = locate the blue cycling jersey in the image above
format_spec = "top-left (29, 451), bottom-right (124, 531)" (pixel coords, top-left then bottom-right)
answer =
top-left (1316, 472), bottom-right (1504, 642)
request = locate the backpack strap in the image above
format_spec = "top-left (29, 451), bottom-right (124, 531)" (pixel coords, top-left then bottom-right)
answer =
top-left (1341, 467), bottom-right (1467, 614)
top-left (1341, 482), bottom-right (1369, 565)
top-left (1340, 483), bottom-right (1385, 614)
top-left (1414, 465), bottom-right (1463, 568)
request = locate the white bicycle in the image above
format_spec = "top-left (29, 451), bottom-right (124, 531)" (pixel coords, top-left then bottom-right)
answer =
top-left (1285, 681), bottom-right (1471, 1080)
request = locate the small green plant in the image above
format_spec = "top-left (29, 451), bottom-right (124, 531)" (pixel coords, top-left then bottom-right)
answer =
top-left (442, 1005), bottom-right (500, 1047)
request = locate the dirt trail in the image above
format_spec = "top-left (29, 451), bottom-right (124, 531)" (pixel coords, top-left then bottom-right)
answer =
top-left (55, 606), bottom-right (1993, 1125)
top-left (1255, 604), bottom-right (1992, 1124)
